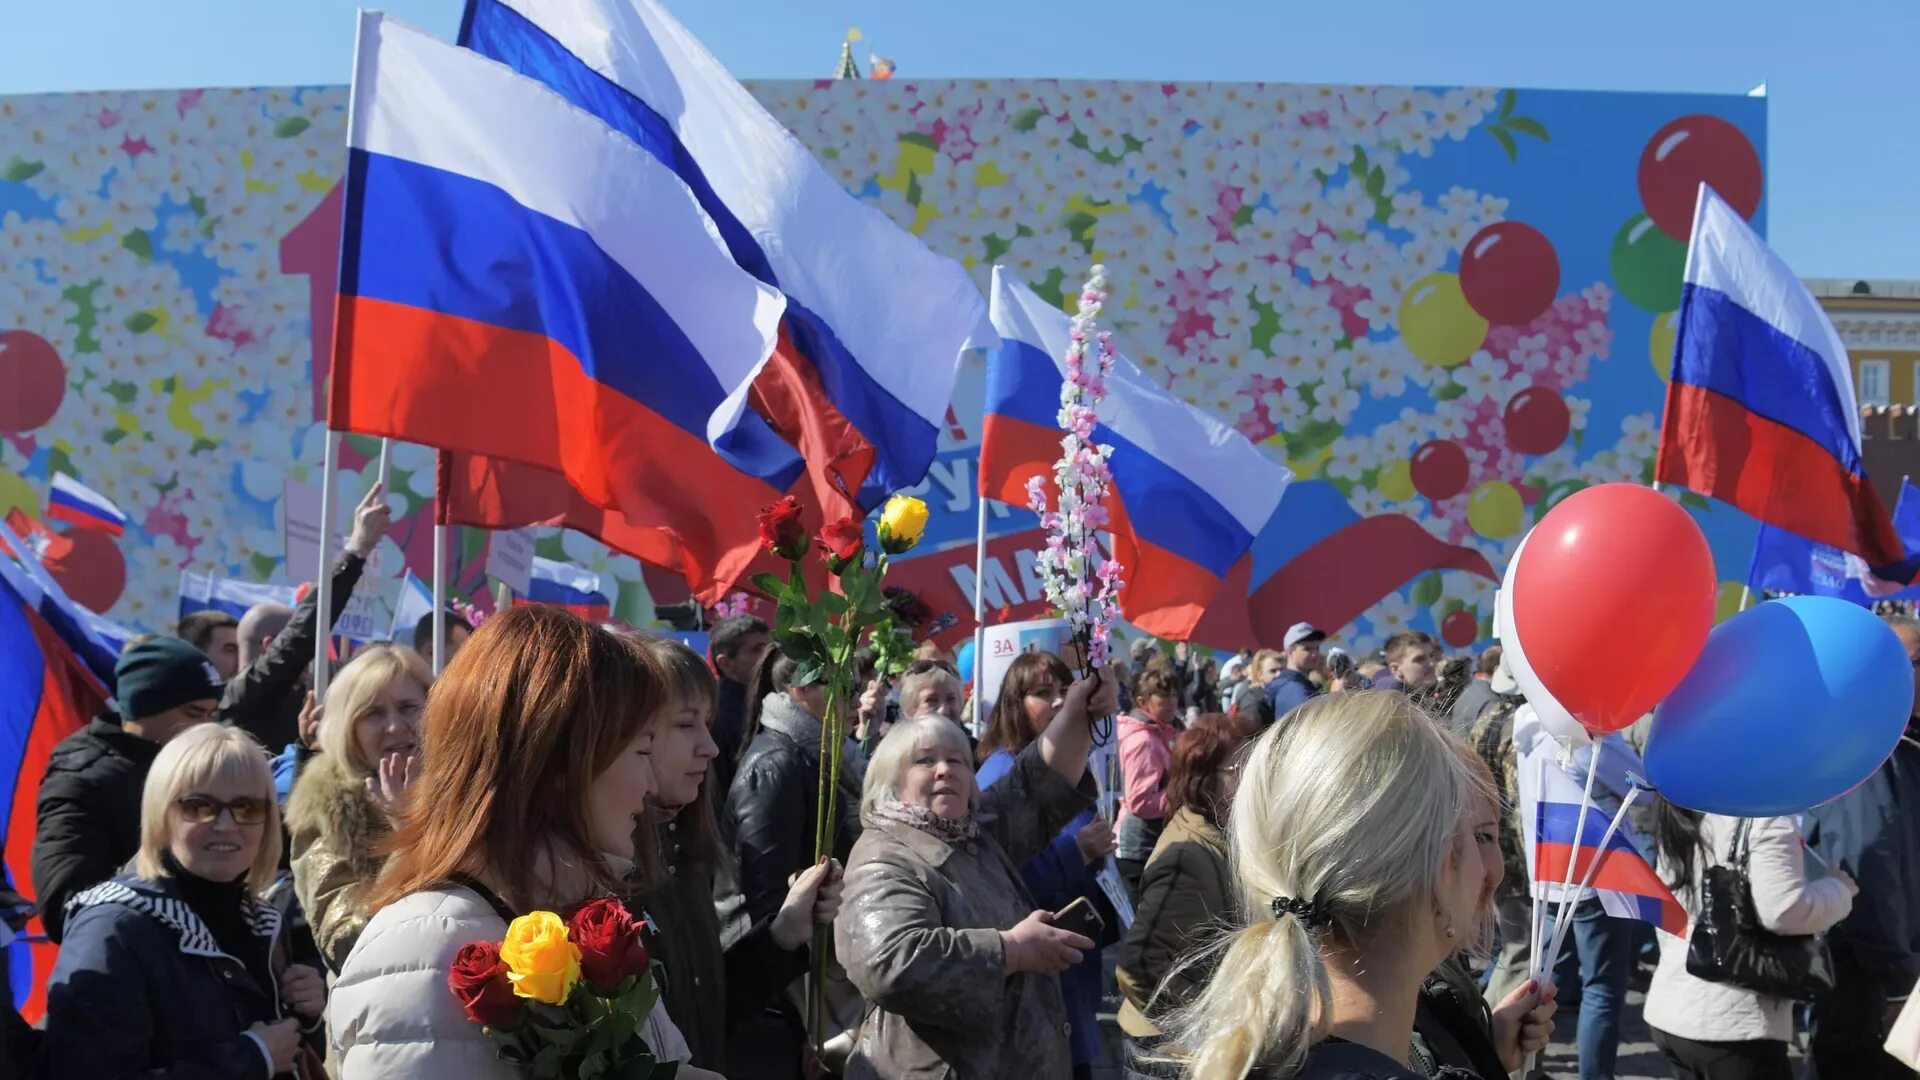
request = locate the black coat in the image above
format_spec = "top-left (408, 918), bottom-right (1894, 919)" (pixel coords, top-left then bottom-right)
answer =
top-left (45, 875), bottom-right (312, 1079)
top-left (216, 551), bottom-right (365, 752)
top-left (30, 716), bottom-right (160, 943)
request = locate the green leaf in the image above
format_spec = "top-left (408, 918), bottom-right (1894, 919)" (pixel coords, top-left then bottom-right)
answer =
top-left (1442, 597), bottom-right (1467, 617)
top-left (1432, 382), bottom-right (1468, 402)
top-left (3, 157), bottom-right (45, 182)
top-left (578, 1050), bottom-right (608, 1079)
top-left (102, 428), bottom-right (127, 446)
top-left (1499, 88), bottom-right (1516, 119)
top-left (105, 379), bottom-right (138, 404)
top-left (904, 170), bottom-right (922, 208)
top-left (818, 590), bottom-right (849, 620)
top-left (1011, 107), bottom-right (1045, 132)
top-left (1680, 491), bottom-right (1712, 512)
top-left (273, 116), bottom-right (312, 138)
top-left (250, 553), bottom-right (279, 580)
top-left (124, 311), bottom-right (158, 333)
top-left (1351, 147), bottom-right (1370, 178)
top-left (1506, 116), bottom-right (1550, 142)
top-left (1489, 126), bottom-right (1518, 162)
top-left (198, 213), bottom-right (223, 237)
top-left (749, 572), bottom-right (788, 602)
top-left (793, 659), bottom-right (825, 688)
top-left (898, 131), bottom-right (937, 151)
top-left (191, 437), bottom-right (220, 453)
top-left (121, 229), bottom-right (153, 261)
top-left (981, 232), bottom-right (1013, 263)
top-left (1411, 573), bottom-right (1443, 608)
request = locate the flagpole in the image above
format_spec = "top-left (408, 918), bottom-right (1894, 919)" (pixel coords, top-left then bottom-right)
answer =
top-left (432, 450), bottom-right (449, 676)
top-left (376, 438), bottom-right (393, 491)
top-left (314, 431), bottom-right (339, 702)
top-left (972, 485), bottom-right (989, 710)
top-left (1534, 755), bottom-right (1600, 983)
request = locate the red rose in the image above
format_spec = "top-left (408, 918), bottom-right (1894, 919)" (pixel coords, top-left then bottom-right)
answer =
top-left (447, 940), bottom-right (524, 1030)
top-left (758, 496), bottom-right (809, 560)
top-left (564, 898), bottom-right (651, 994)
top-left (816, 517), bottom-right (865, 571)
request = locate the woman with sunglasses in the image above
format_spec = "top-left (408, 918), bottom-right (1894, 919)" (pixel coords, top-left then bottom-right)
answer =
top-left (46, 722), bottom-right (327, 1079)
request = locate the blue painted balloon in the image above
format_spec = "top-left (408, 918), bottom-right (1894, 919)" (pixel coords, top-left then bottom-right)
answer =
top-left (955, 639), bottom-right (977, 684)
top-left (1646, 595), bottom-right (1914, 816)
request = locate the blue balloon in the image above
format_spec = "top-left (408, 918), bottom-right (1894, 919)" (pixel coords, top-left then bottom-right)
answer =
top-left (955, 639), bottom-right (977, 683)
top-left (1646, 595), bottom-right (1914, 816)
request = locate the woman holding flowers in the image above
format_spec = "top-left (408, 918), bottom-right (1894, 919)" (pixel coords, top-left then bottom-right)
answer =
top-left (836, 664), bottom-right (1118, 1079)
top-left (286, 644), bottom-right (431, 972)
top-left (327, 606), bottom-right (718, 1079)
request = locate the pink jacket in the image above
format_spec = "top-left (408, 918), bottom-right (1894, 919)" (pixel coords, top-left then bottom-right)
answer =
top-left (1117, 711), bottom-right (1177, 821)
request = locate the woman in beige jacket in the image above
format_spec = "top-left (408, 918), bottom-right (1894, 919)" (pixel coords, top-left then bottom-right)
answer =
top-left (287, 644), bottom-right (430, 972)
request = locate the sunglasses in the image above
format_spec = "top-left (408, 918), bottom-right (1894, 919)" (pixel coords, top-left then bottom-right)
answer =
top-left (175, 795), bottom-right (270, 826)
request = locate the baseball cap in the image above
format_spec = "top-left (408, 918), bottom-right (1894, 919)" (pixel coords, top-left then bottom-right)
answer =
top-left (1283, 622), bottom-right (1326, 649)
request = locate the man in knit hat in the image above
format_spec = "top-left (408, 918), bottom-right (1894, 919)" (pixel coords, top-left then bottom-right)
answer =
top-left (30, 637), bottom-right (224, 942)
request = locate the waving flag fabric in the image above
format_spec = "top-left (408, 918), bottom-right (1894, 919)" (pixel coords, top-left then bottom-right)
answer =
top-left (1520, 755), bottom-right (1686, 937)
top-left (514, 556), bottom-right (612, 622)
top-left (389, 572), bottom-right (435, 642)
top-left (0, 551), bottom-right (110, 1021)
top-left (982, 268), bottom-right (1290, 638)
top-left (1, 519), bottom-right (126, 687)
top-left (178, 570), bottom-right (298, 623)
top-left (1657, 184), bottom-right (1908, 575)
top-left (1748, 480), bottom-right (1920, 605)
top-left (460, 0), bottom-right (996, 510)
top-left (331, 14), bottom-right (802, 597)
top-left (46, 473), bottom-right (127, 537)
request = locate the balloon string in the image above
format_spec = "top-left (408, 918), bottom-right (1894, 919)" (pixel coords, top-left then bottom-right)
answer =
top-left (1542, 786), bottom-right (1643, 971)
top-left (1534, 754), bottom-right (1599, 983)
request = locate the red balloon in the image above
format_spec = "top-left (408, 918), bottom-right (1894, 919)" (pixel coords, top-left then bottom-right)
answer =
top-left (0, 330), bottom-right (67, 433)
top-left (1441, 609), bottom-right (1479, 649)
top-left (1459, 222), bottom-right (1561, 326)
top-left (45, 528), bottom-right (127, 614)
top-left (1510, 484), bottom-right (1715, 732)
top-left (1410, 440), bottom-right (1469, 501)
top-left (1638, 115), bottom-right (1762, 242)
top-left (1503, 388), bottom-right (1571, 455)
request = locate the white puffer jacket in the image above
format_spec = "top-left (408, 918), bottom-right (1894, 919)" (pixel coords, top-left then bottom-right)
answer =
top-left (329, 887), bottom-right (690, 1078)
top-left (1644, 814), bottom-right (1854, 1043)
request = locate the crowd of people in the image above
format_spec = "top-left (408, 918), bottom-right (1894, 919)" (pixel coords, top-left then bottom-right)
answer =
top-left (0, 490), bottom-right (1915, 1080)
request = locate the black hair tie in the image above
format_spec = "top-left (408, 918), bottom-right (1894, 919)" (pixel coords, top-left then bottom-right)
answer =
top-left (1271, 894), bottom-right (1331, 929)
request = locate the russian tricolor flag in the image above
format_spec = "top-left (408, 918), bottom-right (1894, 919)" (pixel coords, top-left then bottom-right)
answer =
top-left (515, 557), bottom-right (611, 623)
top-left (45, 473), bottom-right (126, 537)
top-left (459, 0), bottom-right (996, 510)
top-left (178, 570), bottom-right (298, 624)
top-left (1521, 756), bottom-right (1687, 938)
top-left (1657, 184), bottom-right (1910, 576)
top-left (331, 14), bottom-right (801, 591)
top-left (982, 269), bottom-right (1290, 639)
top-left (389, 571), bottom-right (434, 642)
top-left (0, 518), bottom-right (127, 688)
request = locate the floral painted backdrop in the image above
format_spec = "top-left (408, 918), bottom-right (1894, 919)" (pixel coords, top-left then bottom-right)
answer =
top-left (0, 79), bottom-right (1766, 653)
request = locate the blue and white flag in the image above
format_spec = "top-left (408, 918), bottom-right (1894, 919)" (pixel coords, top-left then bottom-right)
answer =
top-left (1747, 480), bottom-right (1920, 605)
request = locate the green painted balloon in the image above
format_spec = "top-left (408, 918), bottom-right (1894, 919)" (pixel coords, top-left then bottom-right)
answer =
top-left (1611, 212), bottom-right (1687, 313)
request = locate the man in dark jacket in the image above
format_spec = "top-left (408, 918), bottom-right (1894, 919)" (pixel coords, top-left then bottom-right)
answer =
top-left (31, 637), bottom-right (225, 942)
top-left (708, 614), bottom-right (770, 796)
top-left (1807, 615), bottom-right (1920, 1079)
top-left (218, 483), bottom-right (388, 751)
top-left (1265, 622), bottom-right (1326, 722)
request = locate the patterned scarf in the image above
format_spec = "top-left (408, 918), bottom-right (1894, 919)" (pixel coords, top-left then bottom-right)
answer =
top-left (869, 798), bottom-right (981, 845)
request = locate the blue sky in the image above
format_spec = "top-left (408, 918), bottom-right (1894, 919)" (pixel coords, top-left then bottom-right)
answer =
top-left (4, 0), bottom-right (1914, 278)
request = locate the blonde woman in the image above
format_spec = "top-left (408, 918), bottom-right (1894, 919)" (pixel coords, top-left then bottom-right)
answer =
top-left (46, 723), bottom-right (327, 1079)
top-left (287, 644), bottom-right (431, 972)
top-left (1163, 692), bottom-right (1551, 1080)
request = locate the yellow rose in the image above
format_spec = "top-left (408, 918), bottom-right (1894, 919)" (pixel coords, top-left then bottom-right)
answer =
top-left (877, 495), bottom-right (929, 554)
top-left (499, 911), bottom-right (581, 1005)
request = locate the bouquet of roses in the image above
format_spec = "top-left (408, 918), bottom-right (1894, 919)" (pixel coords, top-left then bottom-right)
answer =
top-left (448, 899), bottom-right (678, 1079)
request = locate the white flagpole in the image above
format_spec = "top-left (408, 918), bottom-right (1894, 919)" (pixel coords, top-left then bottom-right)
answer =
top-left (971, 484), bottom-right (988, 704)
top-left (313, 432), bottom-right (339, 703)
top-left (376, 438), bottom-right (393, 490)
top-left (1534, 755), bottom-right (1600, 981)
top-left (432, 524), bottom-right (448, 676)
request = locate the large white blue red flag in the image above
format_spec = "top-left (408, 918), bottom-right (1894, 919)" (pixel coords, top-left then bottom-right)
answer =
top-left (458, 0), bottom-right (997, 510)
top-left (178, 570), bottom-right (298, 623)
top-left (1, 518), bottom-right (127, 687)
top-left (982, 268), bottom-right (1291, 639)
top-left (389, 572), bottom-right (435, 642)
top-left (1657, 184), bottom-right (1908, 575)
top-left (46, 473), bottom-right (127, 537)
top-left (515, 557), bottom-right (611, 623)
top-left (1520, 755), bottom-right (1687, 937)
top-left (332, 14), bottom-right (799, 599)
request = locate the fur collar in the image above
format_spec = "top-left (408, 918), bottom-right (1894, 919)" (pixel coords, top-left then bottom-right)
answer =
top-left (285, 750), bottom-right (389, 879)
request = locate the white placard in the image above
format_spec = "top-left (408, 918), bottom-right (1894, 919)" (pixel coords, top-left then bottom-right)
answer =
top-left (978, 617), bottom-right (1071, 713)
top-left (1097, 856), bottom-right (1135, 928)
top-left (485, 528), bottom-right (536, 595)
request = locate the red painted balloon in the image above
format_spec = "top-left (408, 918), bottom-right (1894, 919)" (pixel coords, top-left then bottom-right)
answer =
top-left (0, 330), bottom-right (67, 433)
top-left (1504, 388), bottom-right (1571, 455)
top-left (45, 529), bottom-right (127, 614)
top-left (1410, 440), bottom-right (1469, 501)
top-left (1441, 609), bottom-right (1480, 649)
top-left (1510, 484), bottom-right (1715, 732)
top-left (1458, 222), bottom-right (1561, 326)
top-left (1638, 115), bottom-right (1762, 242)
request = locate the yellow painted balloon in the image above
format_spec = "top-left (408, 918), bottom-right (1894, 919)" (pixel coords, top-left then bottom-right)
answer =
top-left (0, 469), bottom-right (37, 522)
top-left (1400, 273), bottom-right (1488, 368)
top-left (1714, 581), bottom-right (1749, 625)
top-left (1378, 459), bottom-right (1417, 502)
top-left (1467, 480), bottom-right (1523, 538)
top-left (1650, 310), bottom-right (1679, 382)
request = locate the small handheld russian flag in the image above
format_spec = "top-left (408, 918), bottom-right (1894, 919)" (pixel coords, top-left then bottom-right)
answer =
top-left (1521, 756), bottom-right (1688, 937)
top-left (46, 472), bottom-right (127, 537)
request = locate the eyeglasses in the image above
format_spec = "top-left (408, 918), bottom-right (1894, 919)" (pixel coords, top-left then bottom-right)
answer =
top-left (175, 795), bottom-right (269, 826)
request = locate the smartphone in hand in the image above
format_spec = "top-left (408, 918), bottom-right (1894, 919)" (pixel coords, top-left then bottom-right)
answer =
top-left (1052, 896), bottom-right (1105, 940)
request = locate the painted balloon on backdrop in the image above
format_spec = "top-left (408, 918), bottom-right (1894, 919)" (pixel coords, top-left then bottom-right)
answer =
top-left (1505, 483), bottom-right (1716, 733)
top-left (1646, 596), bottom-right (1913, 816)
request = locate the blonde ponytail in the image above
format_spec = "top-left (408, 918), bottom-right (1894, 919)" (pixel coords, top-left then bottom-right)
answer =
top-left (1161, 691), bottom-right (1479, 1080)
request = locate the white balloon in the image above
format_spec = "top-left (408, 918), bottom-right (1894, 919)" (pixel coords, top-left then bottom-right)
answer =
top-left (1497, 528), bottom-right (1586, 745)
